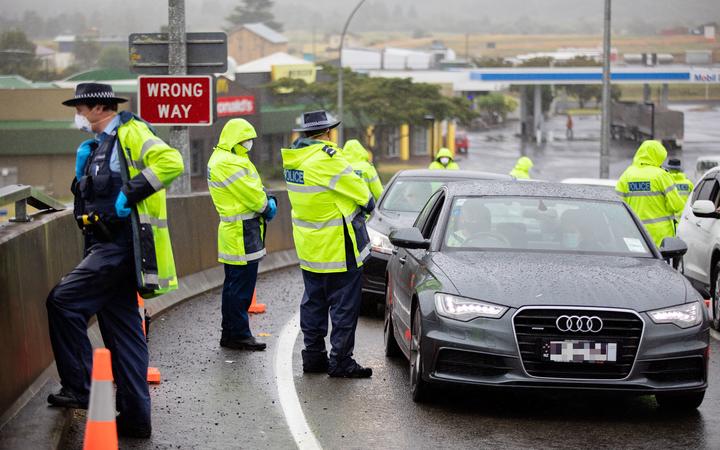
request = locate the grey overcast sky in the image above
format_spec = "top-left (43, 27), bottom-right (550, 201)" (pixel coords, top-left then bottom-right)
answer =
top-left (0, 0), bottom-right (718, 36)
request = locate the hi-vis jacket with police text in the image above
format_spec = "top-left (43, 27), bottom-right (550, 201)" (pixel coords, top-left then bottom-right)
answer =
top-left (669, 170), bottom-right (694, 203)
top-left (117, 111), bottom-right (184, 297)
top-left (207, 119), bottom-right (269, 265)
top-left (616, 140), bottom-right (686, 247)
top-left (281, 138), bottom-right (373, 273)
top-left (428, 147), bottom-right (459, 170)
top-left (342, 139), bottom-right (383, 201)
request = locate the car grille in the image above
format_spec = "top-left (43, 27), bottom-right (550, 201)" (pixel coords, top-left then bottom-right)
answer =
top-left (513, 308), bottom-right (643, 380)
top-left (434, 349), bottom-right (512, 378)
top-left (642, 357), bottom-right (706, 383)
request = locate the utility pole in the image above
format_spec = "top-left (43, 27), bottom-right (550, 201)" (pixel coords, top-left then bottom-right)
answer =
top-left (337, 0), bottom-right (366, 144)
top-left (599, 0), bottom-right (612, 179)
top-left (168, 0), bottom-right (191, 194)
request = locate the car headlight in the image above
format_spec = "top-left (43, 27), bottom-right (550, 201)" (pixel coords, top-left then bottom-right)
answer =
top-left (367, 226), bottom-right (393, 255)
top-left (435, 293), bottom-right (508, 321)
top-left (648, 302), bottom-right (702, 329)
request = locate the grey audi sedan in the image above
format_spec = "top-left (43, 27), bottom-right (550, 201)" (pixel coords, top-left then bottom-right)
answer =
top-left (385, 181), bottom-right (709, 408)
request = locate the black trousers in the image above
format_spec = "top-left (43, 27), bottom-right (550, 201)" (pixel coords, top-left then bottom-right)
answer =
top-left (46, 232), bottom-right (150, 425)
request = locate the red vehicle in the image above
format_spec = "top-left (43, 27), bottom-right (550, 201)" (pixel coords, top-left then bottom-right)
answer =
top-left (455, 132), bottom-right (469, 154)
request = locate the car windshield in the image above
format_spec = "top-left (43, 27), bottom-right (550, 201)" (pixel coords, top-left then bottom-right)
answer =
top-left (443, 196), bottom-right (652, 256)
top-left (382, 178), bottom-right (455, 213)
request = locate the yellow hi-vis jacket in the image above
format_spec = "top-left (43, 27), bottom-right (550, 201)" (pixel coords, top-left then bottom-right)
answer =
top-left (207, 119), bottom-right (269, 265)
top-left (510, 156), bottom-right (533, 179)
top-left (428, 147), bottom-right (459, 170)
top-left (342, 139), bottom-right (384, 201)
top-left (616, 140), bottom-right (686, 246)
top-left (281, 138), bottom-right (373, 273)
top-left (117, 111), bottom-right (184, 297)
top-left (669, 170), bottom-right (694, 221)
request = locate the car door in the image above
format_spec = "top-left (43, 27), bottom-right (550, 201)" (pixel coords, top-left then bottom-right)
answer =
top-left (393, 191), bottom-right (444, 349)
top-left (683, 178), bottom-right (719, 284)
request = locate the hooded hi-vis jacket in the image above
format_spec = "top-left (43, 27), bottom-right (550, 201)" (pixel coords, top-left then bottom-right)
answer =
top-left (428, 147), bottom-right (459, 170)
top-left (282, 138), bottom-right (373, 273)
top-left (509, 156), bottom-right (533, 179)
top-left (616, 140), bottom-right (686, 246)
top-left (207, 119), bottom-right (269, 265)
top-left (342, 139), bottom-right (384, 201)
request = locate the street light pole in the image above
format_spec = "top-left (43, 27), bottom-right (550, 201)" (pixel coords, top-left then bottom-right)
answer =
top-left (337, 0), bottom-right (366, 144)
top-left (168, 0), bottom-right (190, 194)
top-left (599, 0), bottom-right (612, 179)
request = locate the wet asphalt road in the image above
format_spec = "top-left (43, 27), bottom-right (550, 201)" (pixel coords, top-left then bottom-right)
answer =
top-left (62, 105), bottom-right (720, 448)
top-left (63, 266), bottom-right (720, 449)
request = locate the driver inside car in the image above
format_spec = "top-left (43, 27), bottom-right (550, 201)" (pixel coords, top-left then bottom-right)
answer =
top-left (446, 202), bottom-right (498, 247)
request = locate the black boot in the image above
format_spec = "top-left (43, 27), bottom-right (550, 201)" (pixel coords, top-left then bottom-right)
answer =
top-left (302, 350), bottom-right (329, 373)
top-left (47, 388), bottom-right (88, 409)
top-left (117, 414), bottom-right (152, 438)
top-left (328, 360), bottom-right (373, 378)
top-left (220, 336), bottom-right (266, 351)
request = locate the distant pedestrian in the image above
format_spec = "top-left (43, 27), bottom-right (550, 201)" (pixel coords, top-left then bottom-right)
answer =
top-left (566, 114), bottom-right (574, 140)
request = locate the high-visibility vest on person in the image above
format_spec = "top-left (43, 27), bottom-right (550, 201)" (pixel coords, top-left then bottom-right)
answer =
top-left (342, 139), bottom-right (384, 201)
top-left (281, 138), bottom-right (372, 273)
top-left (616, 140), bottom-right (686, 247)
top-left (510, 156), bottom-right (533, 179)
top-left (428, 147), bottom-right (459, 170)
top-left (669, 170), bottom-right (694, 221)
top-left (208, 119), bottom-right (269, 265)
top-left (117, 111), bottom-right (184, 296)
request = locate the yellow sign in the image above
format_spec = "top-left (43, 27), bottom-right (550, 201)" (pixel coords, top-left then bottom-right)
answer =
top-left (271, 64), bottom-right (317, 93)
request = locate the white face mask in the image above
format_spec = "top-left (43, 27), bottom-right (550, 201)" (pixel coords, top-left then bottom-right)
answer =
top-left (439, 157), bottom-right (450, 165)
top-left (241, 140), bottom-right (253, 151)
top-left (74, 113), bottom-right (92, 133)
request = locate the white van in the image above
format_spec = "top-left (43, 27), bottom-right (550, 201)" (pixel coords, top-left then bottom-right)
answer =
top-left (695, 156), bottom-right (720, 181)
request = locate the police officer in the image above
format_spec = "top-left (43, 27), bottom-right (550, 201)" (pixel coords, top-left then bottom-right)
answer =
top-left (342, 139), bottom-right (383, 201)
top-left (46, 83), bottom-right (184, 438)
top-left (616, 140), bottom-right (685, 246)
top-left (428, 147), bottom-right (459, 170)
top-left (208, 119), bottom-right (277, 351)
top-left (282, 110), bottom-right (374, 378)
top-left (510, 156), bottom-right (534, 179)
top-left (664, 158), bottom-right (694, 219)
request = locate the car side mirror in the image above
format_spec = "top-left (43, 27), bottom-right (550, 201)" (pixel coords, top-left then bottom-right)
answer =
top-left (389, 227), bottom-right (430, 249)
top-left (659, 237), bottom-right (688, 260)
top-left (691, 200), bottom-right (720, 219)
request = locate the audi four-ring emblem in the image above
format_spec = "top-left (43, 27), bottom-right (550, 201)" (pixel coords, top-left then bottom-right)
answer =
top-left (555, 315), bottom-right (603, 333)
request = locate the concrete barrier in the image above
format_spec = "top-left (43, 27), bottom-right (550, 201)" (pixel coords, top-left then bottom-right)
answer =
top-left (0, 189), bottom-right (294, 423)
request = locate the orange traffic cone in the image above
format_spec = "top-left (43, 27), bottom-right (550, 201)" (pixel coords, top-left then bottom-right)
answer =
top-left (137, 294), bottom-right (161, 384)
top-left (83, 348), bottom-right (118, 450)
top-left (248, 289), bottom-right (266, 314)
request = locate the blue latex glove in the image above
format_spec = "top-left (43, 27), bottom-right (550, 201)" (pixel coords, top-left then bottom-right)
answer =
top-left (264, 197), bottom-right (277, 221)
top-left (115, 192), bottom-right (131, 218)
top-left (75, 138), bottom-right (95, 180)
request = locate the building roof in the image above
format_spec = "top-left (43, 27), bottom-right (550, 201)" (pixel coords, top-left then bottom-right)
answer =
top-left (236, 23), bottom-right (288, 44)
top-left (235, 52), bottom-right (311, 73)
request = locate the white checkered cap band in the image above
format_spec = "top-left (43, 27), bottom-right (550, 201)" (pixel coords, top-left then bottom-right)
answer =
top-left (74, 91), bottom-right (116, 99)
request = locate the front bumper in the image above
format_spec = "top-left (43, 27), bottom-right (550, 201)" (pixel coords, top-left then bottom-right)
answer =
top-left (362, 250), bottom-right (391, 296)
top-left (420, 308), bottom-right (709, 394)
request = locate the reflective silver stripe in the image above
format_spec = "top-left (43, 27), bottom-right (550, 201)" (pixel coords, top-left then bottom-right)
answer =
top-left (220, 212), bottom-right (260, 222)
top-left (139, 214), bottom-right (167, 228)
top-left (641, 215), bottom-right (675, 225)
top-left (218, 248), bottom-right (267, 262)
top-left (87, 381), bottom-right (115, 422)
top-left (358, 244), bottom-right (371, 261)
top-left (292, 216), bottom-right (344, 229)
top-left (616, 190), bottom-right (662, 198)
top-left (143, 273), bottom-right (175, 288)
top-left (328, 165), bottom-right (354, 190)
top-left (298, 259), bottom-right (347, 271)
top-left (132, 138), bottom-right (164, 169)
top-left (367, 175), bottom-right (380, 183)
top-left (208, 168), bottom-right (251, 189)
top-left (664, 184), bottom-right (676, 194)
top-left (142, 167), bottom-right (164, 191)
top-left (348, 207), bottom-right (362, 222)
top-left (286, 184), bottom-right (328, 193)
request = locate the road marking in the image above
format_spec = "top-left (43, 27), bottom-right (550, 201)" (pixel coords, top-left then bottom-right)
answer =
top-left (711, 329), bottom-right (720, 341)
top-left (274, 312), bottom-right (322, 450)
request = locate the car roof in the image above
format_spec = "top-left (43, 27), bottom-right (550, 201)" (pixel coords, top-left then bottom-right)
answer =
top-left (696, 156), bottom-right (720, 163)
top-left (445, 180), bottom-right (623, 202)
top-left (395, 169), bottom-right (511, 180)
top-left (561, 177), bottom-right (617, 188)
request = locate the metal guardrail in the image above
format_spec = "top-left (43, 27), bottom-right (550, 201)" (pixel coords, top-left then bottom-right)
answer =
top-left (0, 184), bottom-right (65, 222)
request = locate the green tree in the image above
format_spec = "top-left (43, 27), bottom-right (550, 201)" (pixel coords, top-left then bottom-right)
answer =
top-left (226, 0), bottom-right (283, 32)
top-left (267, 64), bottom-right (477, 148)
top-left (0, 29), bottom-right (39, 79)
top-left (476, 93), bottom-right (517, 122)
top-left (472, 56), bottom-right (511, 68)
top-left (97, 47), bottom-right (128, 70)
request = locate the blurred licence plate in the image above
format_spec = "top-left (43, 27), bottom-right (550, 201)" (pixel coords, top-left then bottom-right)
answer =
top-left (542, 340), bottom-right (617, 363)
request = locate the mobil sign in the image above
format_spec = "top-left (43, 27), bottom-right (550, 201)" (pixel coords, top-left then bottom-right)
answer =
top-left (138, 75), bottom-right (213, 125)
top-left (217, 95), bottom-right (255, 117)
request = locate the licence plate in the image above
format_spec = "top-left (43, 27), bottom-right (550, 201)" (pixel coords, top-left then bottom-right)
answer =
top-left (542, 340), bottom-right (618, 363)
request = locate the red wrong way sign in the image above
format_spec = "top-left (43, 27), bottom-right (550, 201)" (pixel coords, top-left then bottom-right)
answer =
top-left (138, 75), bottom-right (213, 126)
